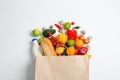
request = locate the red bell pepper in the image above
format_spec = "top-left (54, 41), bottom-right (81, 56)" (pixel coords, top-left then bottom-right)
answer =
top-left (67, 29), bottom-right (77, 40)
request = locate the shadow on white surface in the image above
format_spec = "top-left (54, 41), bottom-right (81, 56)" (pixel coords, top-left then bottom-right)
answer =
top-left (27, 41), bottom-right (35, 80)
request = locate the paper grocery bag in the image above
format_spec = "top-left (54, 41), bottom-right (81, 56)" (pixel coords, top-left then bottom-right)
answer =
top-left (35, 56), bottom-right (89, 80)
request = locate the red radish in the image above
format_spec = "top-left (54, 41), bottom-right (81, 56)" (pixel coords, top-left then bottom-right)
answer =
top-left (71, 21), bottom-right (75, 25)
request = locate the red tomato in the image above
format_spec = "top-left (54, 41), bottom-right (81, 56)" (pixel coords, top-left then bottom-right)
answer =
top-left (75, 48), bottom-right (79, 55)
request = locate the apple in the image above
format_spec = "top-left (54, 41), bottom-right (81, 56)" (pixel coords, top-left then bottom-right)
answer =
top-left (32, 29), bottom-right (41, 37)
top-left (67, 40), bottom-right (75, 47)
top-left (78, 47), bottom-right (88, 55)
top-left (38, 38), bottom-right (44, 45)
top-left (64, 22), bottom-right (71, 30)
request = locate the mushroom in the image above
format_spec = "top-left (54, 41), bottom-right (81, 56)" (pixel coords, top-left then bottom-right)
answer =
top-left (42, 27), bottom-right (47, 31)
top-left (85, 44), bottom-right (91, 50)
top-left (87, 36), bottom-right (92, 40)
top-left (59, 20), bottom-right (64, 25)
top-left (79, 30), bottom-right (86, 40)
top-left (50, 25), bottom-right (54, 28)
top-left (83, 36), bottom-right (92, 44)
top-left (81, 30), bottom-right (86, 35)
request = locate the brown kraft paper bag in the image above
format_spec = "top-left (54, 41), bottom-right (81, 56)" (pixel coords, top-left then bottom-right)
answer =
top-left (35, 55), bottom-right (89, 80)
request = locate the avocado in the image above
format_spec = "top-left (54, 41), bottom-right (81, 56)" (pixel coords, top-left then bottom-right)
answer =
top-left (43, 29), bottom-right (56, 37)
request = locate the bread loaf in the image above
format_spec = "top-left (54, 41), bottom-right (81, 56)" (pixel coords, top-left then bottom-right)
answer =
top-left (41, 38), bottom-right (56, 56)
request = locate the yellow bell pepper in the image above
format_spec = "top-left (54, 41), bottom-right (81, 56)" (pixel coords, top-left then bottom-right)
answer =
top-left (56, 47), bottom-right (65, 55)
top-left (57, 34), bottom-right (68, 44)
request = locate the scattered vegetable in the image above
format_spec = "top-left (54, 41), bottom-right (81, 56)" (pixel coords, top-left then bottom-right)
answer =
top-left (72, 26), bottom-right (80, 29)
top-left (62, 47), bottom-right (67, 56)
top-left (75, 48), bottom-right (79, 55)
top-left (50, 36), bottom-right (58, 47)
top-left (81, 30), bottom-right (86, 35)
top-left (43, 29), bottom-right (56, 37)
top-left (57, 34), bottom-right (68, 44)
top-left (79, 35), bottom-right (84, 40)
top-left (32, 21), bottom-right (92, 56)
top-left (83, 39), bottom-right (90, 44)
top-left (71, 21), bottom-right (75, 25)
top-left (50, 25), bottom-right (53, 28)
top-left (67, 29), bottom-right (77, 40)
top-left (59, 20), bottom-right (64, 25)
top-left (83, 36), bottom-right (92, 44)
top-left (56, 47), bottom-right (65, 55)
top-left (54, 24), bottom-right (62, 30)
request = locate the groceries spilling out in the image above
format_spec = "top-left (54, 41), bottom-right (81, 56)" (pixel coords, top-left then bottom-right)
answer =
top-left (32, 20), bottom-right (92, 59)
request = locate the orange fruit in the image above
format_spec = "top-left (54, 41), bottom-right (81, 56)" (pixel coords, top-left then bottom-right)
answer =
top-left (66, 47), bottom-right (75, 55)
top-left (75, 39), bottom-right (84, 48)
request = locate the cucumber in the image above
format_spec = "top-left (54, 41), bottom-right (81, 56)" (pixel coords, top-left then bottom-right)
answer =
top-left (62, 47), bottom-right (67, 56)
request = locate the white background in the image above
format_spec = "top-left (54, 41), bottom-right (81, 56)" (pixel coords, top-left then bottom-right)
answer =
top-left (0, 0), bottom-right (120, 80)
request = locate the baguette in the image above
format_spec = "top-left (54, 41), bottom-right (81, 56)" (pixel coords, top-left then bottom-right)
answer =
top-left (39, 45), bottom-right (44, 56)
top-left (41, 38), bottom-right (57, 56)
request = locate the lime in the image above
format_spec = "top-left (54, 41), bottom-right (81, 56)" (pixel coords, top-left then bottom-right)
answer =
top-left (67, 40), bottom-right (75, 47)
top-left (38, 38), bottom-right (44, 44)
top-left (32, 29), bottom-right (41, 37)
top-left (64, 22), bottom-right (71, 30)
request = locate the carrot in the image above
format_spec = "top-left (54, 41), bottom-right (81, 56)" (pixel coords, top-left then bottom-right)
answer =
top-left (54, 24), bottom-right (62, 30)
